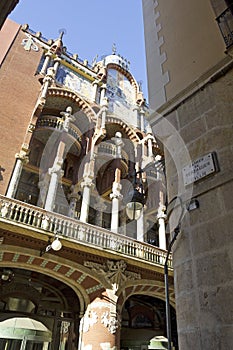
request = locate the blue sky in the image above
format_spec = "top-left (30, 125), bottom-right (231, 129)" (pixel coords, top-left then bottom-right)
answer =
top-left (10, 0), bottom-right (148, 100)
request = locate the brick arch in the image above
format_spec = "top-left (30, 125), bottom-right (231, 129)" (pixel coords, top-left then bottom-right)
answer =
top-left (116, 280), bottom-right (176, 314)
top-left (47, 87), bottom-right (97, 123)
top-left (0, 246), bottom-right (110, 314)
top-left (105, 116), bottom-right (141, 143)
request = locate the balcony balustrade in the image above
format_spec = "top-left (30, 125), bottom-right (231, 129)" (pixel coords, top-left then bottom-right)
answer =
top-left (97, 142), bottom-right (129, 163)
top-left (36, 116), bottom-right (82, 142)
top-left (0, 195), bottom-right (172, 268)
top-left (217, 6), bottom-right (233, 48)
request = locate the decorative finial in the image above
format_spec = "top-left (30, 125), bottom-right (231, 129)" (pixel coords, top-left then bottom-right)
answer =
top-left (112, 43), bottom-right (117, 55)
top-left (91, 54), bottom-right (99, 67)
top-left (138, 80), bottom-right (143, 91)
top-left (58, 28), bottom-right (67, 40)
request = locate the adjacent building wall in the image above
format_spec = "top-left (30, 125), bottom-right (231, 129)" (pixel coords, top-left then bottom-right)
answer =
top-left (143, 0), bottom-right (233, 348)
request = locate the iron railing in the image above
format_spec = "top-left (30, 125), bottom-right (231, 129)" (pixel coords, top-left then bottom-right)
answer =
top-left (216, 6), bottom-right (233, 48)
top-left (0, 195), bottom-right (172, 268)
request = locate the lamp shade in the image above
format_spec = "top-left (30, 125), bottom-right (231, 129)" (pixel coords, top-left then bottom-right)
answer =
top-left (51, 237), bottom-right (62, 251)
top-left (125, 188), bottom-right (144, 220)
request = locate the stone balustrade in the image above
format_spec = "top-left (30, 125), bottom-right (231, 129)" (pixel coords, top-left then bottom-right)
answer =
top-left (97, 142), bottom-right (129, 163)
top-left (36, 115), bottom-right (82, 141)
top-left (0, 195), bottom-right (172, 268)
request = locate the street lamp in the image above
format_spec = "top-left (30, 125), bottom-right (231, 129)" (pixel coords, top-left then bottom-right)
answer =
top-left (125, 187), bottom-right (145, 220)
top-left (40, 232), bottom-right (62, 256)
top-left (125, 158), bottom-right (164, 220)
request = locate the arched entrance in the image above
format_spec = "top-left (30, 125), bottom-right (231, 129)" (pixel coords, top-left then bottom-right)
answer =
top-left (120, 295), bottom-right (178, 350)
top-left (0, 268), bottom-right (81, 349)
top-left (0, 317), bottom-right (51, 349)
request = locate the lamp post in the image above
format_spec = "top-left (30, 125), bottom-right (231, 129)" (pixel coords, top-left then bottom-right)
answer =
top-left (126, 169), bottom-right (184, 350)
top-left (164, 196), bottom-right (184, 350)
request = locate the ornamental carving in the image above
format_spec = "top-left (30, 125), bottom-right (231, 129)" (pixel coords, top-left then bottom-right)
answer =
top-left (21, 34), bottom-right (39, 52)
top-left (84, 259), bottom-right (141, 291)
top-left (82, 310), bottom-right (98, 333)
top-left (101, 311), bottom-right (120, 334)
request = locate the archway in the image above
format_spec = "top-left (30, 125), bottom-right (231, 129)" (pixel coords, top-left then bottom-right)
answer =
top-left (0, 268), bottom-right (81, 349)
top-left (120, 295), bottom-right (178, 350)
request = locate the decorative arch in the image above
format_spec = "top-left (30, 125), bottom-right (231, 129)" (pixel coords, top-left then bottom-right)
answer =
top-left (47, 87), bottom-right (97, 123)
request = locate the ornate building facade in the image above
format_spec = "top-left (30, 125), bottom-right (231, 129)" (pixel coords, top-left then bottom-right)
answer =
top-left (142, 0), bottom-right (233, 349)
top-left (0, 19), bottom-right (176, 350)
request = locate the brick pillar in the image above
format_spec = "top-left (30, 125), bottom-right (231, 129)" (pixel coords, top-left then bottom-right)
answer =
top-left (79, 294), bottom-right (120, 350)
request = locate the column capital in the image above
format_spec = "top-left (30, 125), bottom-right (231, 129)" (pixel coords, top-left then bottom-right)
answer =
top-left (15, 151), bottom-right (29, 164)
top-left (81, 175), bottom-right (94, 189)
top-left (110, 182), bottom-right (122, 200)
top-left (157, 205), bottom-right (167, 220)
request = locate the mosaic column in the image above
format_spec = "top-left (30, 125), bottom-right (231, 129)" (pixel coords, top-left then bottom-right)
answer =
top-left (100, 83), bottom-right (107, 105)
top-left (95, 198), bottom-right (107, 227)
top-left (44, 141), bottom-right (65, 212)
top-left (92, 79), bottom-right (99, 103)
top-left (157, 204), bottom-right (167, 250)
top-left (40, 52), bottom-right (52, 75)
top-left (40, 67), bottom-right (55, 99)
top-left (6, 151), bottom-right (29, 198)
top-left (79, 294), bottom-right (120, 350)
top-left (110, 179), bottom-right (122, 233)
top-left (68, 187), bottom-right (81, 218)
top-left (79, 167), bottom-right (94, 223)
top-left (137, 208), bottom-right (145, 242)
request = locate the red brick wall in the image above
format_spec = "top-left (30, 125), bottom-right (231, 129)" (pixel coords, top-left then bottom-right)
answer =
top-left (0, 20), bottom-right (43, 194)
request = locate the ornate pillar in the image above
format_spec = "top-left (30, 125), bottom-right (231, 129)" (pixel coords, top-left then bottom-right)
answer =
top-left (68, 187), bottom-right (81, 218)
top-left (79, 167), bottom-right (94, 223)
top-left (100, 97), bottom-right (108, 129)
top-left (92, 79), bottom-right (99, 103)
top-left (147, 133), bottom-right (154, 158)
top-left (100, 83), bottom-right (107, 105)
top-left (37, 172), bottom-right (50, 207)
top-left (137, 208), bottom-right (145, 242)
top-left (95, 198), bottom-right (107, 227)
top-left (40, 67), bottom-right (55, 99)
top-left (110, 169), bottom-right (122, 233)
top-left (79, 295), bottom-right (120, 350)
top-left (157, 204), bottom-right (167, 250)
top-left (40, 52), bottom-right (52, 75)
top-left (44, 142), bottom-right (65, 212)
top-left (6, 150), bottom-right (29, 198)
top-left (139, 107), bottom-right (145, 132)
top-left (53, 57), bottom-right (61, 76)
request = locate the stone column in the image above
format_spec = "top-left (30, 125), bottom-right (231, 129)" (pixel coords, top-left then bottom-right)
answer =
top-left (110, 167), bottom-right (123, 233)
top-left (79, 294), bottom-right (120, 350)
top-left (79, 173), bottom-right (94, 223)
top-left (139, 107), bottom-right (145, 132)
top-left (100, 97), bottom-right (108, 129)
top-left (53, 57), bottom-right (61, 76)
top-left (92, 79), bottom-right (99, 103)
top-left (95, 198), bottom-right (107, 227)
top-left (147, 134), bottom-right (154, 158)
top-left (37, 172), bottom-right (50, 207)
top-left (44, 141), bottom-right (65, 212)
top-left (157, 204), bottom-right (167, 250)
top-left (68, 187), bottom-right (81, 218)
top-left (6, 151), bottom-right (29, 198)
top-left (40, 67), bottom-right (55, 99)
top-left (40, 52), bottom-right (52, 75)
top-left (100, 83), bottom-right (107, 105)
top-left (137, 208), bottom-right (145, 242)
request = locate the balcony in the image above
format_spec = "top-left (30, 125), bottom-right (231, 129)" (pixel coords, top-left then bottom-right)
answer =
top-left (216, 6), bottom-right (233, 48)
top-left (36, 115), bottom-right (82, 142)
top-left (0, 195), bottom-right (172, 268)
